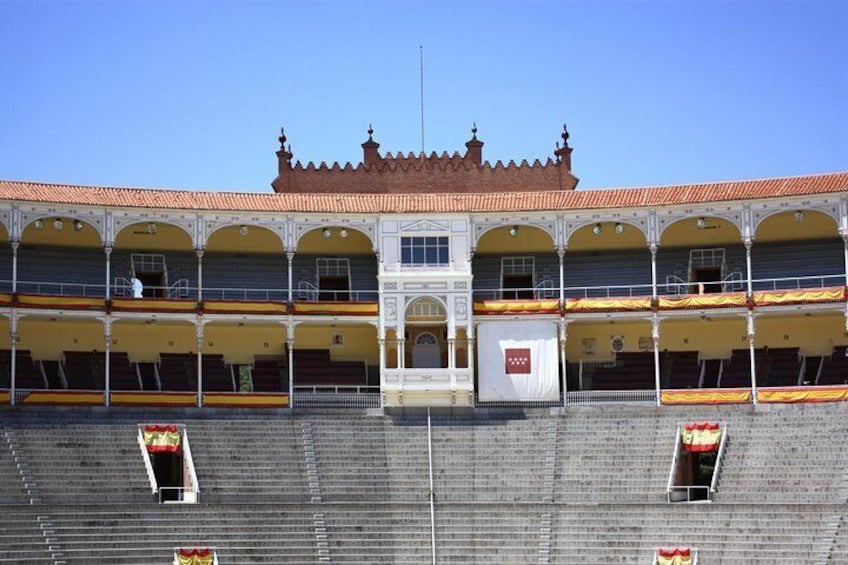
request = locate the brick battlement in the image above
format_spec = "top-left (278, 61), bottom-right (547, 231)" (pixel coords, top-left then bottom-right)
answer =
top-left (271, 126), bottom-right (579, 194)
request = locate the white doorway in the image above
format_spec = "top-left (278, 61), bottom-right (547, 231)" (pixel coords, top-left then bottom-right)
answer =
top-left (412, 332), bottom-right (441, 368)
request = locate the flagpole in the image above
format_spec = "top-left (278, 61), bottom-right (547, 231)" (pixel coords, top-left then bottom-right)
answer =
top-left (419, 43), bottom-right (425, 157)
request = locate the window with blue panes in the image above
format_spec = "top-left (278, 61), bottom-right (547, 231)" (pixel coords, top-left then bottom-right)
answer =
top-left (401, 236), bottom-right (449, 266)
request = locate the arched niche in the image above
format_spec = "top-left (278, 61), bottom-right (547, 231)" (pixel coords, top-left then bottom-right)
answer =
top-left (206, 224), bottom-right (284, 254)
top-left (568, 221), bottom-right (647, 252)
top-left (296, 227), bottom-right (373, 255)
top-left (114, 221), bottom-right (193, 251)
top-left (22, 217), bottom-right (101, 248)
top-left (660, 216), bottom-right (741, 248)
top-left (475, 225), bottom-right (555, 254)
top-left (755, 209), bottom-right (838, 243)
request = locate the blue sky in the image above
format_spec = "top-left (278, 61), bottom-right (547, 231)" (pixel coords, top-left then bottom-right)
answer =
top-left (0, 0), bottom-right (845, 192)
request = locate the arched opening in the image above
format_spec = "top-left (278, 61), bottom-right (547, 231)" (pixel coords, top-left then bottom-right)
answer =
top-left (113, 222), bottom-right (194, 299)
top-left (18, 217), bottom-right (103, 297)
top-left (204, 225), bottom-right (286, 301)
top-left (659, 217), bottom-right (743, 295)
top-left (753, 210), bottom-right (842, 291)
top-left (405, 297), bottom-right (447, 369)
top-left (565, 222), bottom-right (649, 298)
top-left (295, 227), bottom-right (377, 302)
top-left (473, 225), bottom-right (557, 300)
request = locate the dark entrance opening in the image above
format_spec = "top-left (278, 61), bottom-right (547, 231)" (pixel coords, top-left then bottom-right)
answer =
top-left (137, 272), bottom-right (165, 298)
top-left (151, 451), bottom-right (184, 502)
top-left (502, 274), bottom-right (534, 299)
top-left (318, 275), bottom-right (350, 301)
top-left (692, 267), bottom-right (722, 294)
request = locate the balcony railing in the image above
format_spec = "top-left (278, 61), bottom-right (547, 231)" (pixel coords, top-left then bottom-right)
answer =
top-left (2, 272), bottom-right (846, 307)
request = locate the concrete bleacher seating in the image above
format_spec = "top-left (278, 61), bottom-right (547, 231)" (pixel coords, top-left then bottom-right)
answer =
top-left (590, 352), bottom-right (655, 390)
top-left (761, 347), bottom-right (802, 386)
top-left (0, 350), bottom-right (45, 389)
top-left (158, 353), bottom-right (196, 391)
top-left (819, 346), bottom-right (848, 385)
top-left (662, 351), bottom-right (701, 389)
top-left (62, 350), bottom-right (102, 390)
top-left (719, 349), bottom-right (756, 388)
top-left (250, 356), bottom-right (286, 392)
top-left (0, 404), bottom-right (845, 563)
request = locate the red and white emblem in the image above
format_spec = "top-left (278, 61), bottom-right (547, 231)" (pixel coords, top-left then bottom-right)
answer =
top-left (505, 348), bottom-right (532, 375)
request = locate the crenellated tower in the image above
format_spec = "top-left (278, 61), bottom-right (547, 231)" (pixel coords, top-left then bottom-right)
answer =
top-left (270, 124), bottom-right (579, 194)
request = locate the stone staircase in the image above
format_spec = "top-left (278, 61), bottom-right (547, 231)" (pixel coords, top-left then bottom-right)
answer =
top-left (0, 404), bottom-right (846, 563)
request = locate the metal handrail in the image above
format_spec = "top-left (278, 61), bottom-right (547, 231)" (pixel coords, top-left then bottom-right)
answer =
top-left (427, 407), bottom-right (437, 565)
top-left (666, 485), bottom-right (711, 503)
top-left (293, 385), bottom-right (379, 394)
top-left (710, 426), bottom-right (728, 493)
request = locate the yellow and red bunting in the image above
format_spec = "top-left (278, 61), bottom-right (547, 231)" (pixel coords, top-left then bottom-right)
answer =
top-left (758, 385), bottom-right (848, 404)
top-left (176, 548), bottom-right (213, 565)
top-left (473, 299), bottom-right (560, 315)
top-left (564, 296), bottom-right (652, 313)
top-left (661, 388), bottom-right (751, 405)
top-left (143, 424), bottom-right (181, 453)
top-left (657, 548), bottom-right (692, 565)
top-left (681, 422), bottom-right (720, 452)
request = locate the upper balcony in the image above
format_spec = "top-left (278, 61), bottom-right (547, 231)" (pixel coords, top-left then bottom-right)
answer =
top-left (0, 218), bottom-right (379, 317)
top-left (471, 210), bottom-right (846, 316)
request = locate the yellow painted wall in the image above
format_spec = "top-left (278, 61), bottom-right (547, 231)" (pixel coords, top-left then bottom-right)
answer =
top-left (0, 319), bottom-right (10, 349)
top-left (206, 226), bottom-right (284, 254)
top-left (660, 217), bottom-right (741, 247)
top-left (297, 227), bottom-right (372, 254)
top-left (566, 321), bottom-right (652, 361)
top-left (294, 324), bottom-right (378, 364)
top-left (476, 226), bottom-right (554, 253)
top-left (115, 223), bottom-right (193, 251)
top-left (755, 210), bottom-right (838, 242)
top-left (568, 222), bottom-right (647, 251)
top-left (22, 218), bottom-right (101, 248)
top-left (657, 318), bottom-right (749, 359)
top-left (110, 322), bottom-right (195, 362)
top-left (18, 319), bottom-right (108, 360)
top-left (754, 314), bottom-right (844, 355)
top-left (202, 324), bottom-right (287, 363)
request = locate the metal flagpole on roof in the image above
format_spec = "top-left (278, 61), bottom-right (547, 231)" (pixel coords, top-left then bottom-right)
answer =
top-left (420, 44), bottom-right (425, 158)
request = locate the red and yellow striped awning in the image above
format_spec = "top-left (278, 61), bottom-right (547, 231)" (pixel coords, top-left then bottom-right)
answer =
top-left (292, 302), bottom-right (378, 316)
top-left (753, 287), bottom-right (845, 307)
top-left (176, 548), bottom-right (213, 565)
top-left (758, 385), bottom-right (848, 404)
top-left (661, 388), bottom-right (751, 405)
top-left (143, 424), bottom-right (181, 453)
top-left (658, 292), bottom-right (746, 310)
top-left (473, 299), bottom-right (560, 315)
top-left (564, 296), bottom-right (651, 313)
top-left (681, 422), bottom-right (720, 452)
top-left (657, 548), bottom-right (692, 565)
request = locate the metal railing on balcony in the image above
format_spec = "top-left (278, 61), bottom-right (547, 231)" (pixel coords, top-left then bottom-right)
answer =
top-left (566, 389), bottom-right (656, 406)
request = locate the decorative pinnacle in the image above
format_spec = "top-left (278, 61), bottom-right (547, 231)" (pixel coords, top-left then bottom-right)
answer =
top-left (278, 127), bottom-right (287, 147)
top-left (561, 123), bottom-right (570, 147)
top-left (367, 124), bottom-right (374, 141)
top-left (471, 122), bottom-right (478, 140)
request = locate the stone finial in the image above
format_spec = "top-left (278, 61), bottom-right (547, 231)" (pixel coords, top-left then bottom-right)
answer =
top-left (554, 123), bottom-right (573, 171)
top-left (362, 123), bottom-right (381, 166)
top-left (272, 127), bottom-right (294, 192)
top-left (465, 123), bottom-right (484, 165)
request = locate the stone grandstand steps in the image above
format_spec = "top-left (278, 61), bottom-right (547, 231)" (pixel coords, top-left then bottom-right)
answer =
top-left (0, 509), bottom-right (54, 563)
top-left (429, 416), bottom-right (552, 502)
top-left (1, 417), bottom-right (153, 504)
top-left (307, 415), bottom-right (430, 503)
top-left (186, 418), bottom-right (310, 503)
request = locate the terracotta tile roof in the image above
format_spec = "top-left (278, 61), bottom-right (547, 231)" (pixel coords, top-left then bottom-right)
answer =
top-left (1, 172), bottom-right (846, 214)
